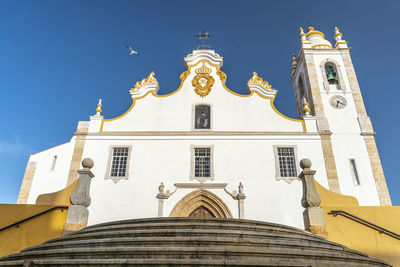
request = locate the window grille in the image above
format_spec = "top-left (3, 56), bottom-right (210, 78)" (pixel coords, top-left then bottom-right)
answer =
top-left (349, 159), bottom-right (361, 185)
top-left (110, 147), bottom-right (129, 177)
top-left (277, 147), bottom-right (297, 177)
top-left (194, 147), bottom-right (211, 178)
top-left (195, 105), bottom-right (210, 129)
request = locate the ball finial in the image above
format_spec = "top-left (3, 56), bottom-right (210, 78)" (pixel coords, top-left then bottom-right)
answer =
top-left (82, 158), bottom-right (94, 169)
top-left (300, 158), bottom-right (312, 169)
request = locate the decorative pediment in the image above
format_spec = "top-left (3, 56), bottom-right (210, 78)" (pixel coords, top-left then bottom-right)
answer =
top-left (184, 49), bottom-right (223, 68)
top-left (247, 72), bottom-right (277, 98)
top-left (129, 72), bottom-right (159, 98)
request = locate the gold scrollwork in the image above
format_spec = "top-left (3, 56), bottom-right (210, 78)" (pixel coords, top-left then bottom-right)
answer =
top-left (217, 70), bottom-right (226, 82)
top-left (192, 64), bottom-right (215, 97)
top-left (180, 70), bottom-right (190, 81)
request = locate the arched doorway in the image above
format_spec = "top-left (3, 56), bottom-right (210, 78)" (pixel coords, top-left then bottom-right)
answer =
top-left (169, 190), bottom-right (232, 218)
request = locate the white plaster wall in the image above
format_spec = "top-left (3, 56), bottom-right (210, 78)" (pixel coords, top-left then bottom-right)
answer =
top-left (27, 139), bottom-right (75, 203)
top-left (83, 134), bottom-right (329, 229)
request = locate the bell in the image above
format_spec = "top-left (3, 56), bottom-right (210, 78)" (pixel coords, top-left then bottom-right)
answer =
top-left (327, 73), bottom-right (337, 84)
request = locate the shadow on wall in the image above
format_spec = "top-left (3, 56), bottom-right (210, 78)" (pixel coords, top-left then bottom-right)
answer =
top-left (316, 181), bottom-right (400, 267)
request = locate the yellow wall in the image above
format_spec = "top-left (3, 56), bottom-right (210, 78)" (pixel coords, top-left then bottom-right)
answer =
top-left (316, 182), bottom-right (400, 266)
top-left (0, 181), bottom-right (77, 257)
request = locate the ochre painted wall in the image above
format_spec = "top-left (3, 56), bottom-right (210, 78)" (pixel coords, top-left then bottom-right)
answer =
top-left (316, 182), bottom-right (400, 266)
top-left (0, 181), bottom-right (77, 257)
top-left (0, 204), bottom-right (68, 257)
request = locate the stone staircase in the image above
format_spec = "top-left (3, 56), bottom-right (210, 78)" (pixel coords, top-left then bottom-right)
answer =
top-left (0, 217), bottom-right (391, 266)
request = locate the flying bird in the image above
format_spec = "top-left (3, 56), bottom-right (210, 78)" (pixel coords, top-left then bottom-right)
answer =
top-left (126, 45), bottom-right (138, 55)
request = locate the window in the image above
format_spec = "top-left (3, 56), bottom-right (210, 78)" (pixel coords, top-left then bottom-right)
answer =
top-left (50, 155), bottom-right (57, 171)
top-left (273, 146), bottom-right (298, 183)
top-left (194, 105), bottom-right (211, 130)
top-left (191, 145), bottom-right (214, 181)
top-left (105, 146), bottom-right (132, 183)
top-left (110, 148), bottom-right (129, 177)
top-left (349, 159), bottom-right (361, 186)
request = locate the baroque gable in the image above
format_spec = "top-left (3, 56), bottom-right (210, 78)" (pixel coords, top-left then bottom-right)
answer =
top-left (93, 49), bottom-right (309, 133)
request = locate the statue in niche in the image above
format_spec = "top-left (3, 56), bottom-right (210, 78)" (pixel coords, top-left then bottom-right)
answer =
top-left (195, 105), bottom-right (210, 129)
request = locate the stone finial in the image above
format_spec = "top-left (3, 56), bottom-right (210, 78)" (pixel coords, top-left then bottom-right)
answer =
top-left (299, 27), bottom-right (306, 41)
top-left (299, 158), bottom-right (328, 238)
top-left (70, 158), bottom-right (95, 207)
top-left (300, 158), bottom-right (312, 169)
top-left (82, 158), bottom-right (94, 169)
top-left (334, 27), bottom-right (343, 41)
top-left (299, 158), bottom-right (321, 208)
top-left (64, 158), bottom-right (95, 234)
top-left (302, 97), bottom-right (311, 117)
top-left (291, 53), bottom-right (297, 67)
top-left (95, 99), bottom-right (102, 116)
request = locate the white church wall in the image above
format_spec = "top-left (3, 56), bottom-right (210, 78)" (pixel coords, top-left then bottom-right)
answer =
top-left (83, 134), bottom-right (328, 229)
top-left (27, 139), bottom-right (75, 203)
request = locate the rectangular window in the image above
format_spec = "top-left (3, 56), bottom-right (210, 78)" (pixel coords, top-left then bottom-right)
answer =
top-left (349, 159), bottom-right (361, 186)
top-left (50, 155), bottom-right (57, 171)
top-left (277, 147), bottom-right (297, 178)
top-left (194, 147), bottom-right (211, 178)
top-left (110, 147), bottom-right (129, 177)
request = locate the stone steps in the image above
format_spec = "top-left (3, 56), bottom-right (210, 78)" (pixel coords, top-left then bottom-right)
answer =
top-left (0, 217), bottom-right (392, 266)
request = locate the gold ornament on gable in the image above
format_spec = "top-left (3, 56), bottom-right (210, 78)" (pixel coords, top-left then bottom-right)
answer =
top-left (131, 72), bottom-right (158, 91)
top-left (247, 72), bottom-right (275, 91)
top-left (192, 64), bottom-right (215, 98)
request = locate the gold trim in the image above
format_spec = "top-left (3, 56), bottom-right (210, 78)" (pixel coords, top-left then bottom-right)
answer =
top-left (100, 59), bottom-right (305, 132)
top-left (333, 41), bottom-right (348, 49)
top-left (312, 44), bottom-right (333, 49)
top-left (217, 70), bottom-right (226, 82)
top-left (306, 30), bottom-right (325, 39)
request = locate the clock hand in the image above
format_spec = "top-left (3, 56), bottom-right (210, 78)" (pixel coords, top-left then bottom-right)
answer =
top-left (336, 100), bottom-right (340, 107)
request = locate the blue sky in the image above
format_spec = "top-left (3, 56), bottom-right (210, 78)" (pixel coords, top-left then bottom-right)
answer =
top-left (1, 0), bottom-right (399, 205)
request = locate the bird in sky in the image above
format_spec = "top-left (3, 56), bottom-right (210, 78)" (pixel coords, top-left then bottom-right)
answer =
top-left (126, 45), bottom-right (138, 55)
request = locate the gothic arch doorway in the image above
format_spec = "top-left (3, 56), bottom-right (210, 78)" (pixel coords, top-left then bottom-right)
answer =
top-left (169, 190), bottom-right (232, 218)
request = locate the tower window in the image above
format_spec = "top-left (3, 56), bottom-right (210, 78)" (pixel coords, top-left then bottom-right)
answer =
top-left (273, 146), bottom-right (299, 183)
top-left (191, 145), bottom-right (214, 181)
top-left (349, 159), bottom-right (361, 186)
top-left (105, 146), bottom-right (132, 183)
top-left (325, 65), bottom-right (339, 85)
top-left (50, 155), bottom-right (57, 171)
top-left (194, 105), bottom-right (210, 129)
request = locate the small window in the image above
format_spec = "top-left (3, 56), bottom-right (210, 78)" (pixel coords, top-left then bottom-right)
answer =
top-left (274, 146), bottom-right (298, 183)
top-left (194, 105), bottom-right (210, 129)
top-left (349, 159), bottom-right (361, 186)
top-left (191, 145), bottom-right (214, 181)
top-left (105, 146), bottom-right (132, 183)
top-left (325, 65), bottom-right (339, 85)
top-left (50, 155), bottom-right (57, 171)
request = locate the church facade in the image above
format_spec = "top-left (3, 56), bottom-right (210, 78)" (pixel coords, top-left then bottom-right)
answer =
top-left (17, 27), bottom-right (391, 230)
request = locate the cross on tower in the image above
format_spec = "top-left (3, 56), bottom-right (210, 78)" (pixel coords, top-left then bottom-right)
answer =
top-left (197, 30), bottom-right (211, 49)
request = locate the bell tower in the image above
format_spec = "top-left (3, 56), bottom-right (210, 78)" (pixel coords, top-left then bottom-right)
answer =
top-left (290, 26), bottom-right (391, 206)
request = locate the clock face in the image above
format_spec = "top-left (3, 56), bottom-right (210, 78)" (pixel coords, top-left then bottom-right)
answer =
top-left (329, 95), bottom-right (347, 109)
